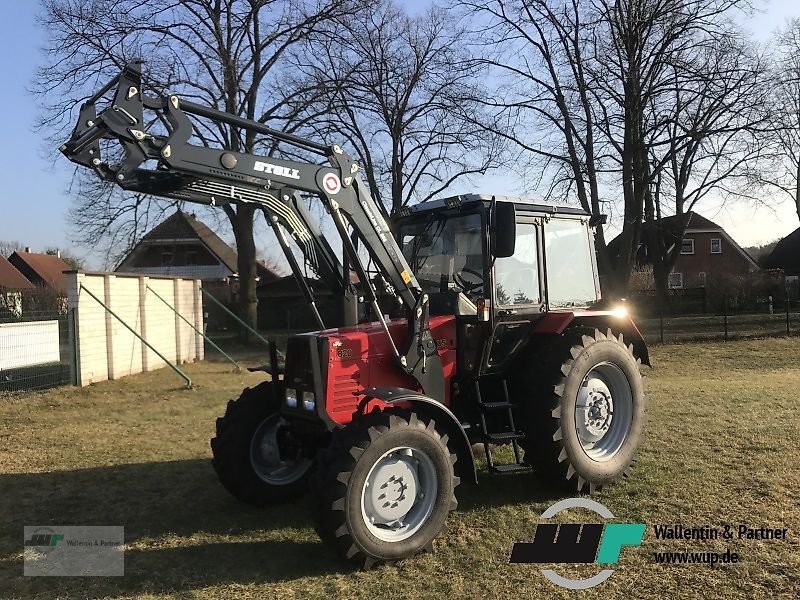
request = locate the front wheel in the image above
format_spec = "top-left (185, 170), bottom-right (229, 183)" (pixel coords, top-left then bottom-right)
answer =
top-left (211, 381), bottom-right (313, 505)
top-left (515, 328), bottom-right (646, 493)
top-left (313, 410), bottom-right (459, 569)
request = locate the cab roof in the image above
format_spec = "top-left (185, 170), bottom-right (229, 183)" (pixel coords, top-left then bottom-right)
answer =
top-left (398, 193), bottom-right (590, 217)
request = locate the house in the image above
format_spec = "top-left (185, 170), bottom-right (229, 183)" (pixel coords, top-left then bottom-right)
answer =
top-left (0, 255), bottom-right (35, 316)
top-left (7, 250), bottom-right (71, 294)
top-left (764, 228), bottom-right (800, 298)
top-left (764, 228), bottom-right (800, 277)
top-left (619, 211), bottom-right (759, 289)
top-left (116, 210), bottom-right (279, 284)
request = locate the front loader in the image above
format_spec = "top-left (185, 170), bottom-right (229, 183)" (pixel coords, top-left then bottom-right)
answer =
top-left (60, 63), bottom-right (649, 569)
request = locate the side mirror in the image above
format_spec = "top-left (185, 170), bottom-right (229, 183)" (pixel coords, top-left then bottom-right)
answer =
top-left (491, 201), bottom-right (516, 258)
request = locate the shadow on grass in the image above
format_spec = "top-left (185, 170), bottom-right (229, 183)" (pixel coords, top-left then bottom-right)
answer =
top-left (0, 458), bottom-right (351, 596)
top-left (460, 470), bottom-right (564, 512)
top-left (0, 458), bottom-right (561, 596)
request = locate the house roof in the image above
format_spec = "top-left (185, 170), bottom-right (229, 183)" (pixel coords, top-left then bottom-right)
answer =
top-left (607, 211), bottom-right (759, 269)
top-left (138, 210), bottom-right (240, 273)
top-left (765, 227), bottom-right (800, 275)
top-left (8, 251), bottom-right (71, 292)
top-left (117, 210), bottom-right (280, 280)
top-left (0, 255), bottom-right (34, 290)
top-left (657, 211), bottom-right (721, 231)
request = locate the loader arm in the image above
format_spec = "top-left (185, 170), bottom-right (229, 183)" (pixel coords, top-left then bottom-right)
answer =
top-left (59, 62), bottom-right (445, 401)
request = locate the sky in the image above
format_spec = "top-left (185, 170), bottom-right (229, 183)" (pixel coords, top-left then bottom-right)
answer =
top-left (0, 1), bottom-right (798, 269)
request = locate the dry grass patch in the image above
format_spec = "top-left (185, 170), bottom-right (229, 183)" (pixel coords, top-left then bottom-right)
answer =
top-left (1, 340), bottom-right (799, 598)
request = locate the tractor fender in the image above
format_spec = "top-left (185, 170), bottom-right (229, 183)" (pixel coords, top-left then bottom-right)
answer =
top-left (533, 311), bottom-right (651, 366)
top-left (361, 386), bottom-right (478, 484)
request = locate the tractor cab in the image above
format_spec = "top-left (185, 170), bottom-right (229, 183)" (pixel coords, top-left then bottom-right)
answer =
top-left (396, 194), bottom-right (600, 316)
top-left (395, 194), bottom-right (602, 374)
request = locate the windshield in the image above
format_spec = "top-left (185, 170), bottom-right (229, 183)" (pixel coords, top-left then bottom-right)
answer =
top-left (399, 213), bottom-right (484, 300)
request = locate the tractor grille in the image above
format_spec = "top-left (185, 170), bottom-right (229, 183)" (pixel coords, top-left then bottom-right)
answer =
top-left (329, 372), bottom-right (361, 414)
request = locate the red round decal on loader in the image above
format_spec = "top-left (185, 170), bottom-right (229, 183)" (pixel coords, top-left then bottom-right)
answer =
top-left (323, 173), bottom-right (341, 195)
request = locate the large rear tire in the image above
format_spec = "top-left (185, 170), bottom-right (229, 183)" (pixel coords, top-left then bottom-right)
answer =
top-left (211, 381), bottom-right (313, 505)
top-left (513, 328), bottom-right (645, 493)
top-left (313, 410), bottom-right (459, 569)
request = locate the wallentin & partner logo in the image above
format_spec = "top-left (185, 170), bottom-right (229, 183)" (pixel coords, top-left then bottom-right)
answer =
top-left (24, 528), bottom-right (64, 548)
top-left (510, 498), bottom-right (645, 590)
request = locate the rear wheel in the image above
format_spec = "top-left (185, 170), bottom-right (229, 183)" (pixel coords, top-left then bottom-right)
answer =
top-left (211, 381), bottom-right (313, 504)
top-left (513, 328), bottom-right (645, 493)
top-left (313, 410), bottom-right (459, 569)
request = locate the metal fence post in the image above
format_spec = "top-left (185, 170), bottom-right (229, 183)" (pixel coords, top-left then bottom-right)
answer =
top-left (68, 307), bottom-right (80, 386)
top-left (786, 286), bottom-right (791, 336)
top-left (723, 296), bottom-right (728, 342)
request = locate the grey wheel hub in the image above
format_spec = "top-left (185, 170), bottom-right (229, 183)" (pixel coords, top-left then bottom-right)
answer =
top-left (361, 447), bottom-right (437, 542)
top-left (575, 362), bottom-right (633, 462)
top-left (249, 415), bottom-right (312, 485)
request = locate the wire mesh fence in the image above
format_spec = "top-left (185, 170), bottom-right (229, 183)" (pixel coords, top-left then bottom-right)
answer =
top-left (636, 293), bottom-right (800, 343)
top-left (0, 307), bottom-right (73, 392)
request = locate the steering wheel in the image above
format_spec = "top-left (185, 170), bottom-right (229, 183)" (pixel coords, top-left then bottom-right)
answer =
top-left (453, 267), bottom-right (484, 296)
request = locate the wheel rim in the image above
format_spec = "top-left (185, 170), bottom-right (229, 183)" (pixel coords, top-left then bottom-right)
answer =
top-left (574, 362), bottom-right (633, 462)
top-left (360, 446), bottom-right (438, 542)
top-left (249, 415), bottom-right (312, 485)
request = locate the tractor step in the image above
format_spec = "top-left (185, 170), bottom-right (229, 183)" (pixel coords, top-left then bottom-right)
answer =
top-left (485, 431), bottom-right (525, 443)
top-left (474, 378), bottom-right (528, 474)
top-left (490, 463), bottom-right (532, 474)
top-left (480, 401), bottom-right (516, 411)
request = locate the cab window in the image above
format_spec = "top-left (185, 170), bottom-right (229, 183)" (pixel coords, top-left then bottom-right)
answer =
top-left (545, 219), bottom-right (598, 308)
top-left (494, 223), bottom-right (540, 306)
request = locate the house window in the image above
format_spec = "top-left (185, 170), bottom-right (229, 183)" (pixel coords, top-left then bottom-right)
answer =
top-left (186, 250), bottom-right (197, 266)
top-left (711, 238), bottom-right (721, 254)
top-left (698, 272), bottom-right (706, 287)
top-left (161, 251), bottom-right (174, 266)
top-left (681, 239), bottom-right (695, 254)
top-left (668, 272), bottom-right (683, 289)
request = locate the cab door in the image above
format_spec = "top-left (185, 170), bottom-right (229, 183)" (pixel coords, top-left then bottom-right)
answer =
top-left (481, 218), bottom-right (544, 374)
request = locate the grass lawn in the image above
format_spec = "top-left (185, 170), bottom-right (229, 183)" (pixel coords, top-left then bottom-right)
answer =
top-left (1, 339), bottom-right (800, 599)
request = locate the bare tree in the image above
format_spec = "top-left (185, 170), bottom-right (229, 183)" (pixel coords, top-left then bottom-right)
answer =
top-left (644, 37), bottom-right (768, 299)
top-left (294, 0), bottom-right (507, 217)
top-left (0, 240), bottom-right (25, 258)
top-left (756, 18), bottom-right (800, 223)
top-left (464, 0), bottom-right (757, 294)
top-left (36, 0), bottom-right (354, 331)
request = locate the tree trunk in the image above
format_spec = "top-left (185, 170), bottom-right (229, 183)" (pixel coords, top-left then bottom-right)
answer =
top-left (229, 205), bottom-right (258, 342)
top-left (795, 158), bottom-right (800, 223)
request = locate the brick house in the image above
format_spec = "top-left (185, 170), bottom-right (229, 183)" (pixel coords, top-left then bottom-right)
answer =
top-left (632, 212), bottom-right (759, 289)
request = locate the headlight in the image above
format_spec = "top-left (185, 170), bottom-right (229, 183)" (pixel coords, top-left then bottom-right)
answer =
top-left (611, 305), bottom-right (628, 318)
top-left (285, 387), bottom-right (298, 408)
top-left (302, 391), bottom-right (316, 411)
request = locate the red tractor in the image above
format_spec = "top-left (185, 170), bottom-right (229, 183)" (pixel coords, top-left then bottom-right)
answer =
top-left (62, 64), bottom-right (648, 569)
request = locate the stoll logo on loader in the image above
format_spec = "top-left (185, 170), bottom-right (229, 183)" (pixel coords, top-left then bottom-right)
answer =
top-left (510, 498), bottom-right (645, 590)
